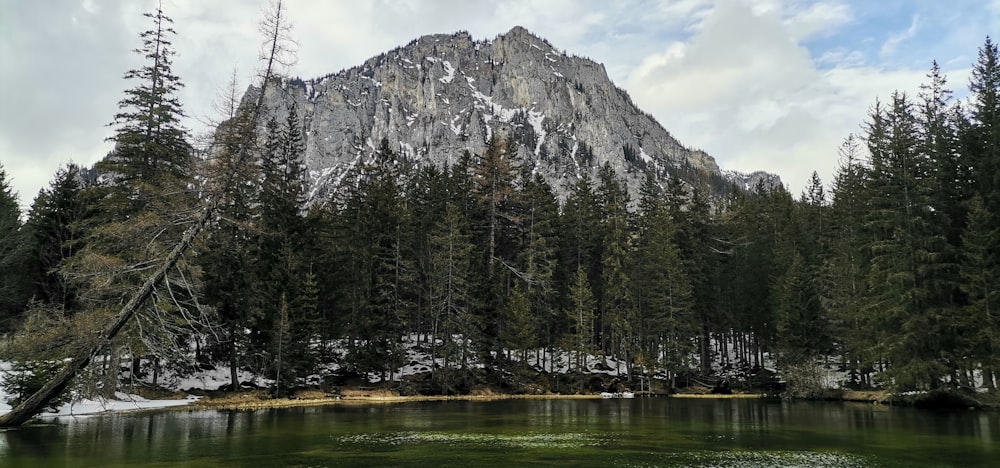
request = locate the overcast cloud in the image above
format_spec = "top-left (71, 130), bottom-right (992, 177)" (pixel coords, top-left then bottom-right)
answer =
top-left (2, 0), bottom-right (997, 212)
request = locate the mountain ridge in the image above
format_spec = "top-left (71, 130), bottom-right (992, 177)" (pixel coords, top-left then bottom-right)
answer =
top-left (245, 26), bottom-right (777, 202)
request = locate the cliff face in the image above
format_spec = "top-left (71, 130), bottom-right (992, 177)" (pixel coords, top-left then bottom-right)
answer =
top-left (248, 26), bottom-right (760, 202)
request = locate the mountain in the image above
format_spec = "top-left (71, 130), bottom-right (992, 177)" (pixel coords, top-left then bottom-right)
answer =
top-left (246, 26), bottom-right (777, 202)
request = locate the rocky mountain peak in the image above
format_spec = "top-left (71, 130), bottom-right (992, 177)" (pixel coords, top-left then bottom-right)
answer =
top-left (246, 28), bottom-right (769, 203)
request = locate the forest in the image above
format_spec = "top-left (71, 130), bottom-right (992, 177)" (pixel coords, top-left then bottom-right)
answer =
top-left (0, 3), bottom-right (997, 411)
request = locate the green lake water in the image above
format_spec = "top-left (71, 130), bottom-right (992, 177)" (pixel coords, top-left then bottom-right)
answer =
top-left (1, 398), bottom-right (996, 467)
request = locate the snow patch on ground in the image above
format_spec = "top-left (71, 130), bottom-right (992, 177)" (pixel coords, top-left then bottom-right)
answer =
top-left (0, 362), bottom-right (197, 418)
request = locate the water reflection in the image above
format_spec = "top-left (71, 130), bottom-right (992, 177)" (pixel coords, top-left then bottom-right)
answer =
top-left (0, 398), bottom-right (996, 466)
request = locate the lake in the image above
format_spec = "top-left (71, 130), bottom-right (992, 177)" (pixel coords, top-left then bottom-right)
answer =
top-left (1, 397), bottom-right (996, 466)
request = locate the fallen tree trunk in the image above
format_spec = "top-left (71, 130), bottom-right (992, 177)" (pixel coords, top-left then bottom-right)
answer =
top-left (0, 210), bottom-right (210, 427)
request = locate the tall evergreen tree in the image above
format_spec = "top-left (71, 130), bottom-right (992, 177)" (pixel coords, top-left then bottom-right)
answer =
top-left (596, 165), bottom-right (633, 372)
top-left (959, 197), bottom-right (999, 391)
top-left (564, 265), bottom-right (597, 372)
top-left (55, 3), bottom-right (202, 398)
top-left (822, 136), bottom-right (877, 386)
top-left (99, 2), bottom-right (191, 212)
top-left (200, 84), bottom-right (264, 390)
top-left (516, 173), bottom-right (559, 367)
top-left (632, 175), bottom-right (694, 387)
top-left (0, 165), bottom-right (30, 329)
top-left (23, 164), bottom-right (91, 313)
top-left (469, 136), bottom-right (521, 359)
top-left (426, 202), bottom-right (478, 373)
top-left (864, 93), bottom-right (954, 390)
top-left (966, 37), bottom-right (1000, 208)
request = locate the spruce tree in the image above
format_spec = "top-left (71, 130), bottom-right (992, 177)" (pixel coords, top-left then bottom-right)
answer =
top-left (427, 202), bottom-right (477, 373)
top-left (966, 37), bottom-right (1000, 208)
top-left (55, 3), bottom-right (201, 398)
top-left (823, 136), bottom-right (877, 387)
top-left (200, 90), bottom-right (263, 390)
top-left (0, 165), bottom-right (30, 329)
top-left (564, 265), bottom-right (596, 372)
top-left (864, 93), bottom-right (954, 390)
top-left (596, 165), bottom-right (632, 374)
top-left (516, 173), bottom-right (559, 367)
top-left (23, 164), bottom-right (91, 313)
top-left (959, 197), bottom-right (998, 391)
top-left (632, 175), bottom-right (695, 387)
top-left (100, 3), bottom-right (191, 211)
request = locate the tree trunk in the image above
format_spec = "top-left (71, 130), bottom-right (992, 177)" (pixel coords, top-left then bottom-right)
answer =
top-left (152, 357), bottom-right (159, 388)
top-left (699, 322), bottom-right (711, 374)
top-left (230, 322), bottom-right (240, 391)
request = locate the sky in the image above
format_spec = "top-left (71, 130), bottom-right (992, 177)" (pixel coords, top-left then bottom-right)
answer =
top-left (1, 0), bottom-right (997, 213)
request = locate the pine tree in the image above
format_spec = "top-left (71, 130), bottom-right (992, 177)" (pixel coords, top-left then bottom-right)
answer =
top-left (662, 175), bottom-right (718, 374)
top-left (23, 164), bottom-right (91, 313)
top-left (864, 93), bottom-right (954, 390)
top-left (472, 135), bottom-right (520, 272)
top-left (560, 173), bottom-right (602, 306)
top-left (0, 165), bottom-right (30, 329)
top-left (333, 140), bottom-right (414, 381)
top-left (99, 3), bottom-right (191, 212)
top-left (1, 0), bottom-right (294, 427)
top-left (632, 175), bottom-right (695, 387)
top-left (823, 135), bottom-right (877, 387)
top-left (427, 202), bottom-right (477, 373)
top-left (564, 265), bottom-right (596, 372)
top-left (516, 173), bottom-right (559, 367)
top-left (199, 80), bottom-right (264, 390)
top-left (960, 197), bottom-right (998, 391)
top-left (966, 37), bottom-right (1000, 208)
top-left (596, 164), bottom-right (632, 373)
top-left (55, 3), bottom-right (201, 398)
top-left (502, 283), bottom-right (535, 362)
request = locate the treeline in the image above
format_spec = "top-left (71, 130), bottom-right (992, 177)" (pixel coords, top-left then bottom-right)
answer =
top-left (0, 4), bottom-right (997, 398)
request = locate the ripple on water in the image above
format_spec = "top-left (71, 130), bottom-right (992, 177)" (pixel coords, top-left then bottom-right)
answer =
top-left (335, 431), bottom-right (605, 449)
top-left (334, 432), bottom-right (875, 467)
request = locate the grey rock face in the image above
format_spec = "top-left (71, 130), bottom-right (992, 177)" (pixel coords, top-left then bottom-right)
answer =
top-left (248, 26), bottom-right (765, 203)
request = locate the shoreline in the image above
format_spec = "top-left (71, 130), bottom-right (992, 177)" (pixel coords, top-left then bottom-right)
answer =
top-left (175, 390), bottom-right (770, 412)
top-left (59, 387), bottom-right (999, 416)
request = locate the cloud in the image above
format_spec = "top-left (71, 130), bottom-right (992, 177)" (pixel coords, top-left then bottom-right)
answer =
top-left (784, 1), bottom-right (853, 40)
top-left (879, 15), bottom-right (920, 59)
top-left (625, 0), bottom-right (931, 192)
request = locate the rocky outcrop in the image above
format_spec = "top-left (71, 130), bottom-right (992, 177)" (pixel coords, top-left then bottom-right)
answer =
top-left (246, 26), bottom-right (773, 202)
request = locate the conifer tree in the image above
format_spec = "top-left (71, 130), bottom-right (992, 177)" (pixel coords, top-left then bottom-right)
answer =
top-left (565, 265), bottom-right (596, 372)
top-left (0, 165), bottom-right (30, 329)
top-left (632, 175), bottom-right (694, 387)
top-left (560, 173), bottom-right (601, 301)
top-left (595, 164), bottom-right (632, 372)
top-left (427, 202), bottom-right (477, 373)
top-left (199, 78), bottom-right (264, 390)
top-left (1, 0), bottom-right (294, 427)
top-left (55, 3), bottom-right (202, 398)
top-left (823, 136), bottom-right (877, 386)
top-left (100, 3), bottom-right (191, 211)
top-left (966, 37), bottom-right (1000, 208)
top-left (960, 197), bottom-right (998, 391)
top-left (516, 173), bottom-right (559, 366)
top-left (502, 283), bottom-right (534, 362)
top-left (864, 93), bottom-right (954, 390)
top-left (23, 164), bottom-right (90, 313)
